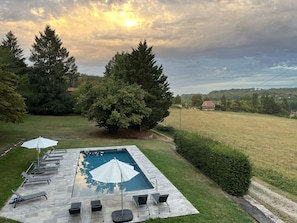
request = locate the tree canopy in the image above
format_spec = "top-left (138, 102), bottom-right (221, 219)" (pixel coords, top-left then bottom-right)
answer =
top-left (77, 75), bottom-right (151, 133)
top-left (1, 31), bottom-right (27, 77)
top-left (174, 95), bottom-right (182, 104)
top-left (191, 94), bottom-right (203, 107)
top-left (0, 48), bottom-right (26, 123)
top-left (1, 31), bottom-right (25, 62)
top-left (104, 41), bottom-right (173, 130)
top-left (27, 25), bottom-right (77, 115)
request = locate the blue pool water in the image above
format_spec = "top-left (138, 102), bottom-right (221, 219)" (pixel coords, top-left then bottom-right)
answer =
top-left (72, 148), bottom-right (153, 197)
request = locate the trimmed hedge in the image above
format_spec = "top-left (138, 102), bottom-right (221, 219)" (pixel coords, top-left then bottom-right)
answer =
top-left (174, 131), bottom-right (252, 196)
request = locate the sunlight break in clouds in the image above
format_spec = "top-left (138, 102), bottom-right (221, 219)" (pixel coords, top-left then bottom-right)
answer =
top-left (30, 8), bottom-right (45, 17)
top-left (1, 0), bottom-right (297, 94)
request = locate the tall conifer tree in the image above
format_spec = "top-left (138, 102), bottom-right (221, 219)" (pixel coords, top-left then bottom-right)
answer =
top-left (1, 31), bottom-right (27, 76)
top-left (1, 31), bottom-right (25, 61)
top-left (105, 41), bottom-right (173, 129)
top-left (0, 47), bottom-right (26, 123)
top-left (28, 25), bottom-right (77, 114)
top-left (127, 41), bottom-right (172, 129)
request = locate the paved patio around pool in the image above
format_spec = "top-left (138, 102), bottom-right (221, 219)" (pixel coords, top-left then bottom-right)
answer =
top-left (0, 145), bottom-right (199, 223)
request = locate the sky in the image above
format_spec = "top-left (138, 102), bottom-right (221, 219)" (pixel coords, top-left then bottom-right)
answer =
top-left (1, 0), bottom-right (297, 95)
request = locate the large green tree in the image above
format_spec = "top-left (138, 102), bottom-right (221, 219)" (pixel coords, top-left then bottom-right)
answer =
top-left (105, 41), bottom-right (172, 130)
top-left (1, 31), bottom-right (27, 76)
top-left (0, 48), bottom-right (26, 123)
top-left (77, 75), bottom-right (151, 133)
top-left (251, 92), bottom-right (259, 112)
top-left (104, 52), bottom-right (130, 79)
top-left (1, 31), bottom-right (25, 61)
top-left (260, 95), bottom-right (280, 114)
top-left (1, 32), bottom-right (30, 100)
top-left (280, 98), bottom-right (290, 116)
top-left (174, 95), bottom-right (182, 104)
top-left (191, 94), bottom-right (203, 107)
top-left (28, 25), bottom-right (77, 115)
top-left (220, 94), bottom-right (227, 111)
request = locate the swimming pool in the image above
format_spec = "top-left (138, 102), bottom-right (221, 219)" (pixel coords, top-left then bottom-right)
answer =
top-left (72, 148), bottom-right (154, 197)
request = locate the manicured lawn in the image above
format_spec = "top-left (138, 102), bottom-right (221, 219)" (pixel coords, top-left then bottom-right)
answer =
top-left (0, 115), bottom-right (254, 223)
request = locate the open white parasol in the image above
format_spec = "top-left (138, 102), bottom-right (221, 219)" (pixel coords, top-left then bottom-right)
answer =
top-left (21, 136), bottom-right (58, 165)
top-left (90, 157), bottom-right (139, 222)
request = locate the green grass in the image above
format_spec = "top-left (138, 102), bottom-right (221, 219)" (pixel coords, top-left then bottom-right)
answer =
top-left (163, 108), bottom-right (297, 201)
top-left (254, 167), bottom-right (297, 196)
top-left (0, 115), bottom-right (96, 151)
top-left (0, 115), bottom-right (254, 223)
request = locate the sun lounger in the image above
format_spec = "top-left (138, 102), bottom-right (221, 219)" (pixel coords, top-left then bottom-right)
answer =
top-left (133, 194), bottom-right (150, 216)
top-left (91, 200), bottom-right (103, 221)
top-left (38, 160), bottom-right (60, 169)
top-left (21, 172), bottom-right (51, 186)
top-left (39, 160), bottom-right (60, 168)
top-left (151, 193), bottom-right (170, 214)
top-left (34, 162), bottom-right (59, 170)
top-left (31, 162), bottom-right (59, 174)
top-left (43, 152), bottom-right (63, 160)
top-left (39, 158), bottom-right (60, 165)
top-left (49, 147), bottom-right (67, 154)
top-left (10, 190), bottom-right (47, 208)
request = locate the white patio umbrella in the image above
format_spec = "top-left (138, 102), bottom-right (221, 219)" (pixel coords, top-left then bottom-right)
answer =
top-left (90, 158), bottom-right (139, 222)
top-left (21, 136), bottom-right (58, 165)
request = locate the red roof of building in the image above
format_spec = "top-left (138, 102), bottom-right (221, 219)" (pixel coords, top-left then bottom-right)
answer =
top-left (202, 101), bottom-right (215, 108)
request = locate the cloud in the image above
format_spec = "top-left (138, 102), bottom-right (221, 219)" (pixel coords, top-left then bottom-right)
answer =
top-left (1, 0), bottom-right (297, 94)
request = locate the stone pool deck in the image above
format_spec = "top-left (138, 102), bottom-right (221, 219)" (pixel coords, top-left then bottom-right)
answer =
top-left (0, 145), bottom-right (199, 222)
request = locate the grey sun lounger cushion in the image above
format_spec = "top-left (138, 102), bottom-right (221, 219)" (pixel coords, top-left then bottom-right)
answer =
top-left (151, 193), bottom-right (170, 213)
top-left (10, 190), bottom-right (47, 208)
top-left (21, 172), bottom-right (51, 185)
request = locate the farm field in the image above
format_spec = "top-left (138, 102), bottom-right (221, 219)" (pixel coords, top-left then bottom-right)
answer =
top-left (162, 108), bottom-right (297, 199)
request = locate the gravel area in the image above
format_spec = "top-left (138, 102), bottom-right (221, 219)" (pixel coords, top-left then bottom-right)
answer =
top-left (248, 181), bottom-right (297, 223)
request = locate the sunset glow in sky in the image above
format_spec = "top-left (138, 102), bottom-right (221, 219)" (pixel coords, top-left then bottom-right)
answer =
top-left (1, 0), bottom-right (297, 94)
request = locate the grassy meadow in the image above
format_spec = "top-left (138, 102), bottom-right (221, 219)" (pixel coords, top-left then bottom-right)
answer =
top-left (163, 108), bottom-right (297, 200)
top-left (0, 115), bottom-right (254, 223)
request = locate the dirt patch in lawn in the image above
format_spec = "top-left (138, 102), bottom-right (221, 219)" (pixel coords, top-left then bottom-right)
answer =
top-left (98, 128), bottom-right (170, 141)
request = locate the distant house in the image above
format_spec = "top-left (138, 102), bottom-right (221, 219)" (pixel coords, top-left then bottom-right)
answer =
top-left (67, 87), bottom-right (77, 93)
top-left (202, 101), bottom-right (215, 110)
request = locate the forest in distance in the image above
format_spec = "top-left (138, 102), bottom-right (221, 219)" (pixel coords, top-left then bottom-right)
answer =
top-left (180, 87), bottom-right (297, 111)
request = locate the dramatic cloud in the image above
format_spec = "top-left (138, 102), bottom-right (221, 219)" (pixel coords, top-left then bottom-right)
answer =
top-left (1, 0), bottom-right (297, 94)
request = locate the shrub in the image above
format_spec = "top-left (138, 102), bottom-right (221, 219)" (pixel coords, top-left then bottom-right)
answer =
top-left (154, 125), bottom-right (176, 135)
top-left (174, 131), bottom-right (252, 196)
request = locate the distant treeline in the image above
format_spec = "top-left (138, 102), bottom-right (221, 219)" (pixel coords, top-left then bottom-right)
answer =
top-left (179, 88), bottom-right (297, 115)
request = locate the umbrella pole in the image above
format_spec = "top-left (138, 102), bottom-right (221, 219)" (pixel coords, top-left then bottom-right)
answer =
top-left (121, 173), bottom-right (124, 216)
top-left (37, 147), bottom-right (40, 167)
top-left (121, 187), bottom-right (123, 216)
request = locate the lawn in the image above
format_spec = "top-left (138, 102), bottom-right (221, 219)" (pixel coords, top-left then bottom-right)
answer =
top-left (163, 108), bottom-right (297, 200)
top-left (0, 115), bottom-right (254, 223)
